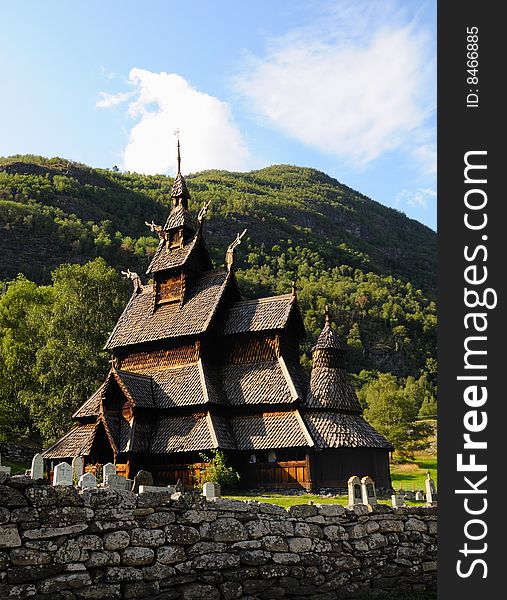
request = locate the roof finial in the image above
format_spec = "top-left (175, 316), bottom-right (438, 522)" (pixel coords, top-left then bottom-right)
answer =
top-left (225, 229), bottom-right (247, 271)
top-left (174, 129), bottom-right (181, 174)
top-left (324, 304), bottom-right (331, 327)
top-left (291, 280), bottom-right (297, 296)
top-left (121, 269), bottom-right (143, 294)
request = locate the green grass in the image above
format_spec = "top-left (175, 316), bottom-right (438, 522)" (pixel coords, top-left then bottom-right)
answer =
top-left (1, 459), bottom-right (29, 475)
top-left (390, 454), bottom-right (437, 490)
top-left (225, 493), bottom-right (425, 508)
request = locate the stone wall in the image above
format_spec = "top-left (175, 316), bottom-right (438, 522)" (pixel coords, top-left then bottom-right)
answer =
top-left (0, 443), bottom-right (40, 466)
top-left (0, 474), bottom-right (437, 599)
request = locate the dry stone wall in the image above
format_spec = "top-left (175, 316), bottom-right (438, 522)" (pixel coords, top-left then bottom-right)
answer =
top-left (0, 474), bottom-right (437, 599)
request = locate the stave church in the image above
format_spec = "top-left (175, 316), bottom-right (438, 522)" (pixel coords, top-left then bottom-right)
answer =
top-left (43, 143), bottom-right (393, 490)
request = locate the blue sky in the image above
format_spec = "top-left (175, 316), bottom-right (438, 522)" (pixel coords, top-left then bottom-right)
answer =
top-left (1, 0), bottom-right (436, 229)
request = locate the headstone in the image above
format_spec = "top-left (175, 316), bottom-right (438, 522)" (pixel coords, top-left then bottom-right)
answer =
top-left (72, 456), bottom-right (84, 481)
top-left (347, 475), bottom-right (362, 506)
top-left (106, 474), bottom-right (127, 490)
top-left (203, 482), bottom-right (221, 499)
top-left (175, 479), bottom-right (184, 493)
top-left (30, 453), bottom-right (44, 481)
top-left (125, 478), bottom-right (134, 491)
top-left (391, 493), bottom-right (405, 508)
top-left (361, 476), bottom-right (377, 505)
top-left (53, 462), bottom-right (72, 486)
top-left (132, 470), bottom-right (154, 493)
top-left (103, 462), bottom-right (117, 485)
top-left (415, 491), bottom-right (425, 501)
top-left (425, 471), bottom-right (437, 505)
top-left (78, 472), bottom-right (97, 490)
top-left (404, 491), bottom-right (415, 501)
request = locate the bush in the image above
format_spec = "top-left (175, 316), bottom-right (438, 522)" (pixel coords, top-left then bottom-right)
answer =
top-left (194, 450), bottom-right (240, 493)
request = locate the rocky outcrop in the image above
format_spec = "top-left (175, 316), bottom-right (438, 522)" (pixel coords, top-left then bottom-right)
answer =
top-left (0, 475), bottom-right (437, 599)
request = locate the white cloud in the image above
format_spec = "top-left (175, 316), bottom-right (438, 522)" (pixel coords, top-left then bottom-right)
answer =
top-left (97, 69), bottom-right (250, 175)
top-left (234, 1), bottom-right (435, 170)
top-left (96, 91), bottom-right (133, 109)
top-left (395, 188), bottom-right (436, 210)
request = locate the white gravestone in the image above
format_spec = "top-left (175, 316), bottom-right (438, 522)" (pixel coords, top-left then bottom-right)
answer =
top-left (103, 463), bottom-right (117, 485)
top-left (425, 472), bottom-right (437, 505)
top-left (53, 462), bottom-right (72, 486)
top-left (347, 475), bottom-right (362, 506)
top-left (361, 476), bottom-right (377, 505)
top-left (30, 453), bottom-right (44, 481)
top-left (415, 491), bottom-right (425, 502)
top-left (106, 474), bottom-right (127, 490)
top-left (79, 472), bottom-right (97, 490)
top-left (72, 456), bottom-right (84, 481)
top-left (203, 482), bottom-right (221, 499)
top-left (391, 493), bottom-right (405, 508)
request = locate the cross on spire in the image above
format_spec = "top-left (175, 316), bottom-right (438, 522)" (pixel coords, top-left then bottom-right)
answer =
top-left (174, 129), bottom-right (181, 174)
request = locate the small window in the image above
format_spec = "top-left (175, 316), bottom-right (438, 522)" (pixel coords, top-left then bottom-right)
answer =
top-left (267, 451), bottom-right (277, 463)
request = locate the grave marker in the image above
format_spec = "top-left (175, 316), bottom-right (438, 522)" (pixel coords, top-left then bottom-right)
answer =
top-left (132, 470), bottom-right (154, 493)
top-left (79, 472), bottom-right (97, 490)
top-left (391, 493), bottom-right (405, 508)
top-left (72, 456), bottom-right (84, 481)
top-left (203, 482), bottom-right (221, 499)
top-left (53, 462), bottom-right (72, 486)
top-left (361, 476), bottom-right (377, 505)
top-left (415, 491), bottom-right (425, 502)
top-left (425, 471), bottom-right (437, 505)
top-left (103, 462), bottom-right (117, 485)
top-left (106, 474), bottom-right (127, 490)
top-left (347, 475), bottom-right (362, 506)
top-left (30, 453), bottom-right (44, 481)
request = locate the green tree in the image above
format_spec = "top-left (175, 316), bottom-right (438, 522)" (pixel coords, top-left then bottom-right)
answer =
top-left (362, 373), bottom-right (433, 460)
top-left (0, 276), bottom-right (51, 442)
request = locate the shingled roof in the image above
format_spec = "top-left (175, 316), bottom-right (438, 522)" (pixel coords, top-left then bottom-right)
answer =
top-left (73, 383), bottom-right (105, 418)
top-left (312, 322), bottom-right (346, 352)
top-left (146, 231), bottom-right (201, 275)
top-left (114, 370), bottom-right (154, 408)
top-left (105, 270), bottom-right (231, 349)
top-left (222, 359), bottom-right (302, 406)
top-left (231, 412), bottom-right (309, 450)
top-left (303, 411), bottom-right (393, 449)
top-left (305, 368), bottom-right (362, 412)
top-left (221, 295), bottom-right (296, 335)
top-left (150, 413), bottom-right (216, 453)
top-left (43, 423), bottom-right (97, 459)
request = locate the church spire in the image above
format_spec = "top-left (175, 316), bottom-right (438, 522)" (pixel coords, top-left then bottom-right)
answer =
top-left (171, 132), bottom-right (190, 207)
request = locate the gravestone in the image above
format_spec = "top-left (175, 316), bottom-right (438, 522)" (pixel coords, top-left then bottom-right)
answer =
top-left (361, 476), bottom-right (377, 505)
top-left (391, 493), bottom-right (405, 508)
top-left (79, 472), bottom-right (97, 490)
top-left (53, 462), bottom-right (72, 486)
top-left (347, 475), bottom-right (362, 506)
top-left (415, 491), bottom-right (425, 501)
top-left (72, 456), bottom-right (84, 481)
top-left (132, 470), bottom-right (154, 493)
top-left (106, 474), bottom-right (127, 490)
top-left (425, 471), bottom-right (437, 505)
top-left (404, 491), bottom-right (415, 501)
top-left (175, 479), bottom-right (184, 493)
top-left (30, 453), bottom-right (44, 481)
top-left (103, 462), bottom-right (117, 485)
top-left (203, 482), bottom-right (221, 499)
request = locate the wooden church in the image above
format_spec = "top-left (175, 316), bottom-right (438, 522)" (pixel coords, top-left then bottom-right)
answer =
top-left (43, 143), bottom-right (393, 490)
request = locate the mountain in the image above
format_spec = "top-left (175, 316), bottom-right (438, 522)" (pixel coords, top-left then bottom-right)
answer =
top-left (0, 155), bottom-right (436, 377)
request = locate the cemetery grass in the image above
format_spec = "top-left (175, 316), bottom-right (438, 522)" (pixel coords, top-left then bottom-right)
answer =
top-left (2, 459), bottom-right (28, 474)
top-left (390, 452), bottom-right (437, 490)
top-left (225, 494), bottom-right (426, 508)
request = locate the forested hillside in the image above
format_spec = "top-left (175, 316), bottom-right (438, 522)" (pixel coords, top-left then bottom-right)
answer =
top-left (0, 155), bottom-right (437, 447)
